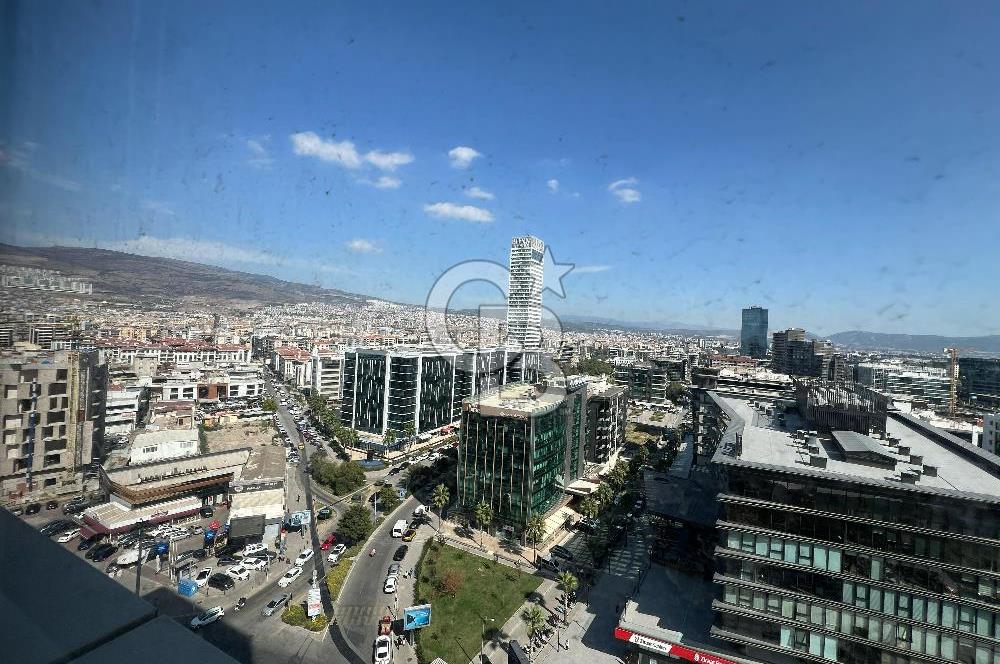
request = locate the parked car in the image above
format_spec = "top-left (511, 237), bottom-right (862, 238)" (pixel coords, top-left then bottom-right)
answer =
top-left (392, 545), bottom-right (409, 562)
top-left (373, 635), bottom-right (392, 664)
top-left (243, 557), bottom-right (267, 571)
top-left (77, 534), bottom-right (105, 551)
top-left (92, 544), bottom-right (119, 562)
top-left (261, 593), bottom-right (291, 617)
top-left (86, 542), bottom-right (113, 560)
top-left (320, 534), bottom-right (336, 550)
top-left (199, 506), bottom-right (215, 518)
top-left (207, 573), bottom-right (235, 592)
top-left (217, 555), bottom-right (240, 567)
top-left (190, 606), bottom-right (224, 630)
top-left (191, 525), bottom-right (204, 535)
top-left (56, 528), bottom-right (80, 543)
top-left (277, 566), bottom-right (303, 588)
top-left (316, 506), bottom-right (333, 520)
top-left (226, 565), bottom-right (250, 581)
top-left (294, 548), bottom-right (314, 566)
top-left (40, 519), bottom-right (76, 536)
top-left (194, 567), bottom-right (214, 588)
top-left (46, 500), bottom-right (59, 510)
top-left (401, 528), bottom-right (417, 542)
top-left (383, 575), bottom-right (397, 594)
top-left (247, 549), bottom-right (277, 562)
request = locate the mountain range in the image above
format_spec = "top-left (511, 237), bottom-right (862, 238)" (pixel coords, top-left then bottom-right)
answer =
top-left (1, 243), bottom-right (997, 354)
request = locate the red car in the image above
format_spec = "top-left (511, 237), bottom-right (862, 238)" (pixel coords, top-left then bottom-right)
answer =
top-left (320, 534), bottom-right (336, 551)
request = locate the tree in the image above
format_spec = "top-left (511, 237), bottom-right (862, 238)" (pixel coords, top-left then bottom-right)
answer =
top-left (474, 500), bottom-right (493, 548)
top-left (524, 514), bottom-right (545, 563)
top-left (665, 381), bottom-right (687, 404)
top-left (520, 605), bottom-right (546, 661)
top-left (262, 397), bottom-right (278, 412)
top-left (607, 463), bottom-right (629, 492)
top-left (574, 358), bottom-right (614, 377)
top-left (331, 461), bottom-right (366, 495)
top-left (378, 484), bottom-right (401, 512)
top-left (556, 571), bottom-right (578, 625)
top-left (403, 423), bottom-right (416, 449)
top-left (338, 503), bottom-right (373, 544)
top-left (579, 496), bottom-right (599, 521)
top-left (432, 483), bottom-right (450, 529)
top-left (595, 484), bottom-right (613, 510)
top-left (383, 429), bottom-right (396, 450)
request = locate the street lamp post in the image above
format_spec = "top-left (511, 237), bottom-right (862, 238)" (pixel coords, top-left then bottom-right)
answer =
top-left (135, 510), bottom-right (168, 596)
top-left (480, 616), bottom-right (495, 664)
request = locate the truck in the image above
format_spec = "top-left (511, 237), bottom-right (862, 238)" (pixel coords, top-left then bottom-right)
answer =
top-left (392, 519), bottom-right (408, 537)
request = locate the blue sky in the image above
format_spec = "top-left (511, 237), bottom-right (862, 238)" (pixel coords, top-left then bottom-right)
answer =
top-left (2, 1), bottom-right (1000, 336)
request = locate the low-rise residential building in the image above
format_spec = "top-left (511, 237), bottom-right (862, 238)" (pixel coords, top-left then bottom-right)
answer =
top-left (128, 429), bottom-right (200, 465)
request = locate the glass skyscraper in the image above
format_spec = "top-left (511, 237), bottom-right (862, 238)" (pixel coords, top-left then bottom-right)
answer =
top-left (741, 306), bottom-right (769, 359)
top-left (507, 236), bottom-right (545, 350)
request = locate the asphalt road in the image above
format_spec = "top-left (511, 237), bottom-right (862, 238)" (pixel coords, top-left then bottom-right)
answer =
top-left (335, 494), bottom-right (422, 661)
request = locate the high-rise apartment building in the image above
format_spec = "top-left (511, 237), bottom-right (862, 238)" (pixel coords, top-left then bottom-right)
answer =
top-left (506, 236), bottom-right (545, 350)
top-left (613, 357), bottom-right (687, 403)
top-left (959, 357), bottom-right (1000, 408)
top-left (694, 387), bottom-right (1000, 664)
top-left (585, 379), bottom-right (627, 464)
top-left (855, 363), bottom-right (951, 407)
top-left (741, 306), bottom-right (769, 359)
top-left (772, 328), bottom-right (840, 379)
top-left (1, 349), bottom-right (107, 497)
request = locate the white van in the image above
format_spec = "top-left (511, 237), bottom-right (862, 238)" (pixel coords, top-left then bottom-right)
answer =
top-left (391, 520), bottom-right (408, 538)
top-left (412, 505), bottom-right (428, 518)
top-left (243, 542), bottom-right (266, 556)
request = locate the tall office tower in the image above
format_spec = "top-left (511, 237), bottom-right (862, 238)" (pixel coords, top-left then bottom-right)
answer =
top-left (506, 236), bottom-right (545, 350)
top-left (740, 306), bottom-right (769, 359)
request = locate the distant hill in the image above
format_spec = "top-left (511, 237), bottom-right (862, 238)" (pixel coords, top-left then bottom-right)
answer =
top-left (827, 330), bottom-right (1000, 355)
top-left (0, 243), bottom-right (368, 307)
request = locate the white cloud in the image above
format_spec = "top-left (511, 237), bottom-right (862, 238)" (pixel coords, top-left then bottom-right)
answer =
top-left (364, 149), bottom-right (413, 172)
top-left (290, 131), bottom-right (413, 172)
top-left (423, 202), bottom-right (494, 223)
top-left (246, 138), bottom-right (273, 168)
top-left (0, 147), bottom-right (82, 192)
top-left (373, 175), bottom-right (401, 189)
top-left (345, 238), bottom-right (382, 254)
top-left (448, 146), bottom-right (482, 169)
top-left (291, 132), bottom-right (363, 168)
top-left (141, 200), bottom-right (175, 217)
top-left (608, 177), bottom-right (642, 204)
top-left (547, 178), bottom-right (560, 193)
top-left (573, 265), bottom-right (612, 274)
top-left (466, 186), bottom-right (495, 201)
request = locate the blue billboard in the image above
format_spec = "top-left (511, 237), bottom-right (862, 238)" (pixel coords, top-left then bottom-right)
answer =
top-left (154, 541), bottom-right (169, 556)
top-left (403, 604), bottom-right (432, 630)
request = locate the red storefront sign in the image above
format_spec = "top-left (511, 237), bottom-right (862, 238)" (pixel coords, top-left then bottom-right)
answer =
top-left (614, 627), bottom-right (741, 664)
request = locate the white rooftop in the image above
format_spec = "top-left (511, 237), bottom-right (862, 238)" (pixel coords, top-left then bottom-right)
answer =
top-left (721, 395), bottom-right (1000, 497)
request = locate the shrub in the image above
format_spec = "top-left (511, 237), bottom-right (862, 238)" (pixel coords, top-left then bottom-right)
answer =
top-left (437, 569), bottom-right (465, 596)
top-left (281, 603), bottom-right (329, 631)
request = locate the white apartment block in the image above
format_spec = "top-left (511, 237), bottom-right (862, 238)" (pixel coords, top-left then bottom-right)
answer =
top-left (311, 348), bottom-right (343, 400)
top-left (855, 363), bottom-right (951, 406)
top-left (506, 235), bottom-right (544, 350)
top-left (105, 385), bottom-right (145, 435)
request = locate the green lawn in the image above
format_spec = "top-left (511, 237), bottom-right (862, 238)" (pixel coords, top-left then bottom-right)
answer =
top-left (414, 541), bottom-right (541, 664)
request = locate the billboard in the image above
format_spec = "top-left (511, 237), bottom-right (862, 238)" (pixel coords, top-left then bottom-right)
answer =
top-left (307, 587), bottom-right (323, 618)
top-left (403, 604), bottom-right (432, 630)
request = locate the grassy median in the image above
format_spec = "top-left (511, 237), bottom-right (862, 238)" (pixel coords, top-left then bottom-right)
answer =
top-left (413, 540), bottom-right (541, 664)
top-left (326, 542), bottom-right (365, 602)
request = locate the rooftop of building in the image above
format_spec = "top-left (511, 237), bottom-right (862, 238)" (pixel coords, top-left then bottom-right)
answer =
top-left (465, 381), bottom-right (566, 417)
top-left (104, 447), bottom-right (253, 489)
top-left (711, 393), bottom-right (1000, 503)
top-left (131, 428), bottom-right (199, 447)
top-left (238, 444), bottom-right (286, 481)
top-left (0, 510), bottom-right (239, 664)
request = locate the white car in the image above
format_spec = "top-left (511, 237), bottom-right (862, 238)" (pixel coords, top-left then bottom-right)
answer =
top-left (57, 528), bottom-right (80, 543)
top-left (226, 565), bottom-right (250, 582)
top-left (294, 548), bottom-right (314, 566)
top-left (327, 543), bottom-right (347, 564)
top-left (383, 575), bottom-right (397, 594)
top-left (243, 557), bottom-right (267, 571)
top-left (194, 567), bottom-right (213, 588)
top-left (190, 606), bottom-right (224, 630)
top-left (278, 565), bottom-right (303, 588)
top-left (373, 635), bottom-right (392, 664)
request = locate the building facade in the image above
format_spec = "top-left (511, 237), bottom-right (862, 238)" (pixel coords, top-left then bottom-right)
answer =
top-left (614, 357), bottom-right (687, 403)
top-left (981, 413), bottom-right (1000, 456)
top-left (959, 358), bottom-right (1000, 408)
top-left (1, 349), bottom-right (107, 497)
top-left (741, 307), bottom-right (769, 359)
top-left (506, 235), bottom-right (545, 350)
top-left (695, 387), bottom-right (1000, 664)
top-left (585, 381), bottom-right (627, 464)
top-left (855, 364), bottom-right (951, 407)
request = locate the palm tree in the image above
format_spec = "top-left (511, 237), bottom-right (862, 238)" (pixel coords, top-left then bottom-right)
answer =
top-left (579, 496), bottom-right (599, 521)
top-left (524, 514), bottom-right (545, 564)
top-left (474, 500), bottom-right (493, 548)
top-left (556, 571), bottom-right (579, 625)
top-left (520, 605), bottom-right (546, 661)
top-left (432, 483), bottom-right (450, 529)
